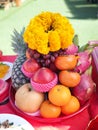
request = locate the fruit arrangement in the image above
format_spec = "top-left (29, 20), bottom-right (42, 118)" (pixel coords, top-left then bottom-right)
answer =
top-left (11, 12), bottom-right (97, 119)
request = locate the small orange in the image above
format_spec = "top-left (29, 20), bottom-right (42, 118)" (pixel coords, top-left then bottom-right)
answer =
top-left (59, 70), bottom-right (81, 87)
top-left (40, 100), bottom-right (61, 118)
top-left (55, 55), bottom-right (79, 70)
top-left (61, 95), bottom-right (80, 115)
top-left (48, 84), bottom-right (71, 106)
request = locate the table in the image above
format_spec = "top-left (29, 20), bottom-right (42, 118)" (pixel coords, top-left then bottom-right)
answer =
top-left (0, 55), bottom-right (98, 130)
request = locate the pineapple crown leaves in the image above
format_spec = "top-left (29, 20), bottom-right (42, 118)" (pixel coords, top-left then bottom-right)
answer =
top-left (11, 27), bottom-right (27, 55)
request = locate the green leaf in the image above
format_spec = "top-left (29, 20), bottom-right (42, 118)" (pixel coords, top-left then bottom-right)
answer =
top-left (79, 43), bottom-right (89, 52)
top-left (73, 34), bottom-right (79, 46)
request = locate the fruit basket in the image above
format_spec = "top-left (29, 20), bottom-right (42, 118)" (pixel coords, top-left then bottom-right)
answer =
top-left (9, 12), bottom-right (98, 129)
top-left (9, 84), bottom-right (90, 123)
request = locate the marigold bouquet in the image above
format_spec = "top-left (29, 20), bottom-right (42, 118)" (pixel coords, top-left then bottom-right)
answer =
top-left (23, 12), bottom-right (74, 54)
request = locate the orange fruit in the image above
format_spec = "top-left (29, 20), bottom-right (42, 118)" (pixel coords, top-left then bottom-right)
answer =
top-left (61, 95), bottom-right (80, 115)
top-left (48, 85), bottom-right (71, 106)
top-left (40, 100), bottom-right (61, 118)
top-left (55, 55), bottom-right (79, 70)
top-left (59, 70), bottom-right (81, 87)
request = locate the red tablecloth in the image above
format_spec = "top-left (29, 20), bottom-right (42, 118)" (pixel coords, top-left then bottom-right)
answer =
top-left (0, 55), bottom-right (98, 130)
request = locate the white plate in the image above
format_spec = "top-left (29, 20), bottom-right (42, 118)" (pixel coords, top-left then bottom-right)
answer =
top-left (0, 62), bottom-right (13, 81)
top-left (0, 113), bottom-right (34, 130)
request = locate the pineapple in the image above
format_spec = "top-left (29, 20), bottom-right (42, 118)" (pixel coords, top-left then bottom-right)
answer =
top-left (11, 28), bottom-right (29, 90)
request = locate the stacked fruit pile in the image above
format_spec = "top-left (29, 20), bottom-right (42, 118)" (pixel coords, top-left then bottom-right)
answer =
top-left (11, 12), bottom-right (96, 119)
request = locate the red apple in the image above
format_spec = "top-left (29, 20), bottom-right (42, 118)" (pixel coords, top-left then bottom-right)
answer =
top-left (15, 83), bottom-right (44, 113)
top-left (23, 58), bottom-right (40, 73)
top-left (32, 67), bottom-right (55, 84)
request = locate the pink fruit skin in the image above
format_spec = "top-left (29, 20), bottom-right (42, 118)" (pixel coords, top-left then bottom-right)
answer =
top-left (0, 80), bottom-right (9, 102)
top-left (75, 51), bottom-right (91, 73)
top-left (23, 59), bottom-right (40, 73)
top-left (66, 44), bottom-right (78, 55)
top-left (32, 67), bottom-right (55, 84)
top-left (72, 73), bottom-right (95, 105)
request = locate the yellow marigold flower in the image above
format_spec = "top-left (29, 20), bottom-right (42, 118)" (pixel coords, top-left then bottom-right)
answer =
top-left (48, 31), bottom-right (61, 52)
top-left (58, 30), bottom-right (72, 49)
top-left (34, 12), bottom-right (53, 31)
top-left (23, 11), bottom-right (74, 54)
